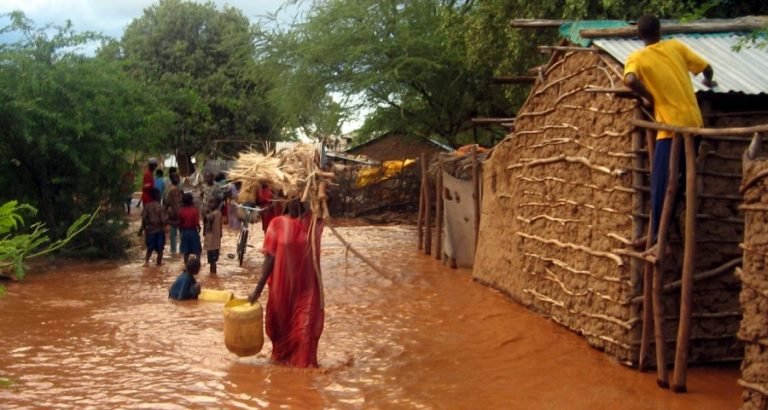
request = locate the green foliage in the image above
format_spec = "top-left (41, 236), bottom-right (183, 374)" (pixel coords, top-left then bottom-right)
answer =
top-left (121, 0), bottom-right (279, 158)
top-left (263, 0), bottom-right (766, 147)
top-left (0, 201), bottom-right (96, 282)
top-left (0, 12), bottom-right (167, 253)
top-left (260, 0), bottom-right (512, 147)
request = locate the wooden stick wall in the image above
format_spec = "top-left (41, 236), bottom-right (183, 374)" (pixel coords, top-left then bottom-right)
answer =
top-left (417, 150), bottom-right (483, 268)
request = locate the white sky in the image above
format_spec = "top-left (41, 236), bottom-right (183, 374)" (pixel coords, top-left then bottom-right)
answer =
top-left (0, 0), bottom-right (302, 38)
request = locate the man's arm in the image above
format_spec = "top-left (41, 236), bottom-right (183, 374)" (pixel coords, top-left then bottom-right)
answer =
top-left (624, 73), bottom-right (654, 108)
top-left (701, 65), bottom-right (716, 88)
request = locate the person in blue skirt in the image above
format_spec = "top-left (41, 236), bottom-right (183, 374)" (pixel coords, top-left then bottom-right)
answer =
top-left (178, 192), bottom-right (202, 263)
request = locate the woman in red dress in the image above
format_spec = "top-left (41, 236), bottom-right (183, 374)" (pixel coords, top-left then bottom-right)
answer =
top-left (248, 199), bottom-right (324, 368)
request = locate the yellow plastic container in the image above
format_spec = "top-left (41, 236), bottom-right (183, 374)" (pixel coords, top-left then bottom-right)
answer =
top-left (224, 298), bottom-right (264, 357)
top-left (199, 289), bottom-right (234, 303)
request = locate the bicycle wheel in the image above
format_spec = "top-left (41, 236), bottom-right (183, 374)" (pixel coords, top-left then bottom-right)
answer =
top-left (237, 228), bottom-right (248, 266)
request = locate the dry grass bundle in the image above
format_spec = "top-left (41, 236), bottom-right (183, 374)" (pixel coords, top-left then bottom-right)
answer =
top-left (228, 144), bottom-right (333, 218)
top-left (229, 144), bottom-right (388, 302)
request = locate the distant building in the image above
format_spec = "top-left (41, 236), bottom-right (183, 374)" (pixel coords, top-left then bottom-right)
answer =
top-left (344, 131), bottom-right (452, 162)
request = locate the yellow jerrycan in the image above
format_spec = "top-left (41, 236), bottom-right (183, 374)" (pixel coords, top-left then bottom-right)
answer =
top-left (223, 298), bottom-right (264, 357)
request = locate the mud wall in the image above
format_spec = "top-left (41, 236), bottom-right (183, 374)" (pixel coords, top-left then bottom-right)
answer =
top-left (474, 51), bottom-right (639, 364)
top-left (474, 49), bottom-right (750, 366)
top-left (739, 152), bottom-right (768, 410)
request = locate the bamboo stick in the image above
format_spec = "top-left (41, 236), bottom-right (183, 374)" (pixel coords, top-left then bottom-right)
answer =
top-left (417, 153), bottom-right (425, 250)
top-left (424, 155), bottom-right (432, 256)
top-left (652, 134), bottom-right (683, 388)
top-left (672, 134), bottom-right (699, 393)
top-left (472, 145), bottom-right (480, 252)
top-left (435, 159), bottom-right (443, 260)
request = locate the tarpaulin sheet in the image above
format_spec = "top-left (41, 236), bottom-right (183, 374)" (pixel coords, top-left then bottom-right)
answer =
top-left (442, 172), bottom-right (476, 267)
top-left (355, 159), bottom-right (416, 188)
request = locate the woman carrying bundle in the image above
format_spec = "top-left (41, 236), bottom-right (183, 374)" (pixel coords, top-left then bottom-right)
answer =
top-left (248, 198), bottom-right (324, 368)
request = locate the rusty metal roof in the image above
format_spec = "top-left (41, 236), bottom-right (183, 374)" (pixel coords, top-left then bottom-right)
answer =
top-left (593, 34), bottom-right (768, 95)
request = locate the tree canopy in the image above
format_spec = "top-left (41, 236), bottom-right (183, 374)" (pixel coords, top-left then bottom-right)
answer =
top-left (260, 0), bottom-right (768, 147)
top-left (121, 0), bottom-right (279, 162)
top-left (0, 12), bottom-right (170, 253)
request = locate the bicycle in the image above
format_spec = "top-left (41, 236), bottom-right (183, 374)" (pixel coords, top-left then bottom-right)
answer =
top-left (235, 203), bottom-right (263, 266)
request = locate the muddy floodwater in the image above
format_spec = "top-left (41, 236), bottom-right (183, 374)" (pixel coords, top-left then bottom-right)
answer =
top-left (0, 224), bottom-right (740, 409)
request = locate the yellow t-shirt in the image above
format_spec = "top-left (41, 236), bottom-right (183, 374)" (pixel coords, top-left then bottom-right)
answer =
top-left (624, 39), bottom-right (709, 139)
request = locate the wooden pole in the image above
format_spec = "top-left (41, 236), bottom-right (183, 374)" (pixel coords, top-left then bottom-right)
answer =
top-left (630, 118), bottom-right (768, 136)
top-left (645, 129), bottom-right (655, 166)
top-left (424, 155), bottom-right (433, 255)
top-left (435, 157), bottom-right (443, 260)
top-left (579, 16), bottom-right (768, 38)
top-left (471, 145), bottom-right (480, 252)
top-left (638, 128), bottom-right (655, 371)
top-left (417, 153), bottom-right (426, 250)
top-left (672, 134), bottom-right (699, 392)
top-left (652, 134), bottom-right (683, 388)
top-left (509, 19), bottom-right (566, 28)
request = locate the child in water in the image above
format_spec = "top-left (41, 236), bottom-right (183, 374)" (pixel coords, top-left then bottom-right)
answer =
top-left (141, 187), bottom-right (166, 266)
top-left (178, 192), bottom-right (202, 264)
top-left (169, 256), bottom-right (201, 300)
top-left (203, 196), bottom-right (223, 274)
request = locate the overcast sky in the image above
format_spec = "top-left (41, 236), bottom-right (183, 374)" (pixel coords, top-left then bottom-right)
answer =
top-left (0, 1), bottom-right (365, 133)
top-left (0, 0), bottom-right (305, 39)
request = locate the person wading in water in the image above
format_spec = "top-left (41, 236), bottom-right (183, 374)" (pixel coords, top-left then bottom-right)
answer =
top-left (248, 198), bottom-right (324, 368)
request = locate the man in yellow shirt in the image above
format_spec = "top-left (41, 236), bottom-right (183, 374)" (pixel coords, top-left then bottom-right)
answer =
top-left (623, 14), bottom-right (716, 252)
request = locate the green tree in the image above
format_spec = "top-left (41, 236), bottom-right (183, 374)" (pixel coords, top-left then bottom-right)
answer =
top-left (121, 0), bottom-right (278, 164)
top-left (0, 12), bottom-right (171, 254)
top-left (261, 0), bottom-right (511, 147)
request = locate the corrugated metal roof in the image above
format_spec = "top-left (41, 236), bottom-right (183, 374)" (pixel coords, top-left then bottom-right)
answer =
top-left (594, 34), bottom-right (768, 95)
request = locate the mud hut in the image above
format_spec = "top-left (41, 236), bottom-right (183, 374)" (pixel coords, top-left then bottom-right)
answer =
top-left (329, 132), bottom-right (453, 217)
top-left (739, 143), bottom-right (768, 409)
top-left (344, 131), bottom-right (452, 162)
top-left (474, 18), bottom-right (768, 368)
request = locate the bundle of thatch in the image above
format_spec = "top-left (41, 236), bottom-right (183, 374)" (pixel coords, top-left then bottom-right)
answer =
top-left (228, 144), bottom-right (333, 219)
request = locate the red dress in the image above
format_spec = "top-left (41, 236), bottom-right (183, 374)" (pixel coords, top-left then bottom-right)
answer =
top-left (141, 169), bottom-right (154, 205)
top-left (263, 213), bottom-right (324, 367)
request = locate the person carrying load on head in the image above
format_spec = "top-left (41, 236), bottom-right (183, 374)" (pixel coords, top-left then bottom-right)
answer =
top-left (623, 14), bottom-right (716, 257)
top-left (248, 196), bottom-right (324, 368)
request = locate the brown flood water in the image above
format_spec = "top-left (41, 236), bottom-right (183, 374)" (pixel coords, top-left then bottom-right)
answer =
top-left (0, 224), bottom-right (740, 409)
